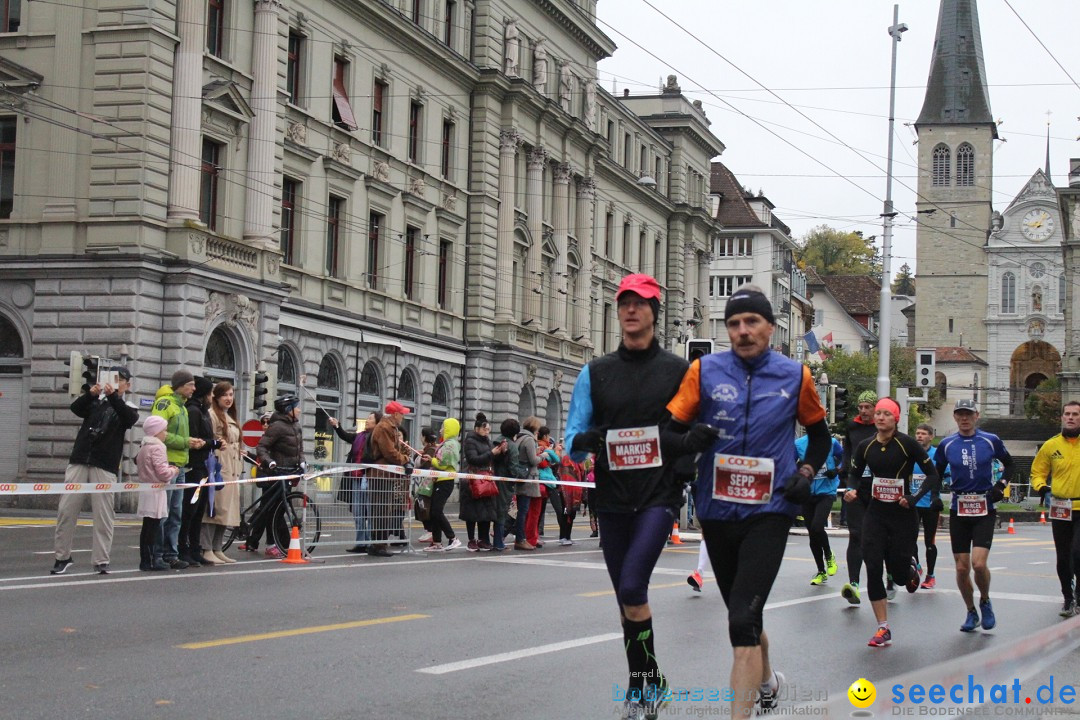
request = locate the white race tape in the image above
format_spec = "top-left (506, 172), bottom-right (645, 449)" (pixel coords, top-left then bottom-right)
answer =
top-left (0, 463), bottom-right (595, 495)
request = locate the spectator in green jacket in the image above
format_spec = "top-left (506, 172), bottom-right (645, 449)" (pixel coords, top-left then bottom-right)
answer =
top-left (152, 370), bottom-right (203, 569)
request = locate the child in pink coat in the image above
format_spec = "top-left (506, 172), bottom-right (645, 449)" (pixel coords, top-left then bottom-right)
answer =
top-left (137, 415), bottom-right (179, 571)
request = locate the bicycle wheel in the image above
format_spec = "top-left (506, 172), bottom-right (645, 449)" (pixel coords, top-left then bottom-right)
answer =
top-left (221, 523), bottom-right (243, 552)
top-left (271, 492), bottom-right (321, 555)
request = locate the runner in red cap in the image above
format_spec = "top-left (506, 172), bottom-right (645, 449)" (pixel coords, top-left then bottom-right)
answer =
top-left (849, 397), bottom-right (940, 647)
top-left (565, 273), bottom-right (709, 720)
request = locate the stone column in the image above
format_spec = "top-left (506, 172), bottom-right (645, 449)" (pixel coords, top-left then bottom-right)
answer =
top-left (167, 0), bottom-right (205, 222)
top-left (244, 0), bottom-right (282, 247)
top-left (552, 163), bottom-right (571, 336)
top-left (576, 176), bottom-right (596, 338)
top-left (495, 130), bottom-right (521, 324)
top-left (526, 146), bottom-right (548, 323)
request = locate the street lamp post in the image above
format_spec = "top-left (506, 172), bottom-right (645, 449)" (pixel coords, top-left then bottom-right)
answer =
top-left (877, 5), bottom-right (907, 400)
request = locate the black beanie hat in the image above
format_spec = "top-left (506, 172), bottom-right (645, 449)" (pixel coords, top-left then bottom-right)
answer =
top-left (724, 289), bottom-right (775, 324)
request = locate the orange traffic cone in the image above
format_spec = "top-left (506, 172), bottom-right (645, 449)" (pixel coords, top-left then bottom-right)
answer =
top-left (1007, 518), bottom-right (1016, 535)
top-left (1040, 511), bottom-right (1047, 524)
top-left (671, 522), bottom-right (683, 545)
top-left (281, 525), bottom-right (309, 564)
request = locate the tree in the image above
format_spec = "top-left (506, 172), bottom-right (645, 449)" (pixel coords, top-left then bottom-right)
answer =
top-left (816, 345), bottom-right (942, 433)
top-left (891, 263), bottom-right (916, 295)
top-left (1024, 376), bottom-right (1061, 426)
top-left (797, 225), bottom-right (881, 278)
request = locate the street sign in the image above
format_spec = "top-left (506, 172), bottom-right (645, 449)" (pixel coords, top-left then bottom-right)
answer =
top-left (242, 419), bottom-right (264, 448)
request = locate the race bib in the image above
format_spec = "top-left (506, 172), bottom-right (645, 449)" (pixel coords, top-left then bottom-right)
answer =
top-left (910, 473), bottom-right (925, 496)
top-left (956, 493), bottom-right (988, 517)
top-left (713, 454), bottom-right (774, 504)
top-left (871, 477), bottom-right (904, 503)
top-left (605, 426), bottom-right (662, 471)
top-left (1049, 496), bottom-right (1073, 522)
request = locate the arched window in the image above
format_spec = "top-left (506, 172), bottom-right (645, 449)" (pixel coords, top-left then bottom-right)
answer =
top-left (315, 354), bottom-right (344, 461)
top-left (1001, 272), bottom-right (1016, 314)
top-left (0, 313), bottom-right (23, 359)
top-left (398, 368), bottom-right (418, 445)
top-left (357, 360), bottom-right (382, 417)
top-left (956, 143), bottom-right (975, 186)
top-left (545, 391), bottom-right (562, 440)
top-left (277, 345), bottom-right (298, 394)
top-left (935, 371), bottom-right (948, 401)
top-left (204, 326), bottom-right (236, 383)
top-left (430, 374), bottom-right (451, 428)
top-left (932, 144), bottom-right (951, 187)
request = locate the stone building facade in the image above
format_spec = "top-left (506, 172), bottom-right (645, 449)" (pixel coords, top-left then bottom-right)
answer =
top-left (0, 0), bottom-right (721, 496)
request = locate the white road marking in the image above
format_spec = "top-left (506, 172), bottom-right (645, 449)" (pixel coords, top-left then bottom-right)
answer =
top-left (933, 587), bottom-right (1061, 604)
top-left (416, 632), bottom-right (623, 674)
top-left (1030, 561), bottom-right (1049, 565)
top-left (764, 593), bottom-right (838, 610)
top-left (989, 566), bottom-right (1007, 571)
top-left (31, 549), bottom-right (91, 555)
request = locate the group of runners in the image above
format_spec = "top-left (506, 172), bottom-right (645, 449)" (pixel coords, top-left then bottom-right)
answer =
top-left (570, 272), bottom-right (1080, 720)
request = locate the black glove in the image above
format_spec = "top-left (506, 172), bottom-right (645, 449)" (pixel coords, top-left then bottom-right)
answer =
top-left (403, 462), bottom-right (415, 477)
top-left (571, 429), bottom-right (604, 455)
top-left (683, 423), bottom-right (720, 454)
top-left (988, 481), bottom-right (1006, 504)
top-left (1040, 487), bottom-right (1051, 506)
top-left (825, 469), bottom-right (837, 479)
top-left (781, 473), bottom-right (812, 505)
top-left (930, 497), bottom-right (944, 512)
top-left (902, 494), bottom-right (917, 508)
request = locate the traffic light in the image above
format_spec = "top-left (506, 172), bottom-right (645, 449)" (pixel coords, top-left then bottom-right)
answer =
top-left (64, 350), bottom-right (84, 396)
top-left (81, 355), bottom-right (99, 394)
top-left (686, 339), bottom-right (714, 363)
top-left (252, 368), bottom-right (269, 412)
top-left (833, 386), bottom-right (849, 424)
top-left (916, 348), bottom-right (936, 390)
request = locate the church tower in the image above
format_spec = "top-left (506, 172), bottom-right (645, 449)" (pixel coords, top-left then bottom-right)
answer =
top-left (913, 0), bottom-right (997, 355)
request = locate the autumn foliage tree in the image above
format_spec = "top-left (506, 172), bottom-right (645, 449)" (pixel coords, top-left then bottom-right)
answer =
top-left (797, 225), bottom-right (881, 278)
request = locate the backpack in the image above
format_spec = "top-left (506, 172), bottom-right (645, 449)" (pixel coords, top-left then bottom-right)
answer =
top-left (505, 435), bottom-right (530, 480)
top-left (360, 431), bottom-right (377, 464)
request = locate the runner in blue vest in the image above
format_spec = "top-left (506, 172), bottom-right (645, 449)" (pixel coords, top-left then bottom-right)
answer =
top-left (666, 286), bottom-right (830, 718)
top-left (911, 423), bottom-right (945, 590)
top-left (933, 399), bottom-right (1014, 632)
top-left (795, 433), bottom-right (843, 585)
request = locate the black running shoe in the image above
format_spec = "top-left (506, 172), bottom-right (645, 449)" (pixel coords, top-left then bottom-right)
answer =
top-left (50, 558), bottom-right (74, 575)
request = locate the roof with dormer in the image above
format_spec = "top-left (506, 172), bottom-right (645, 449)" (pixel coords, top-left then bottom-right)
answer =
top-left (709, 161), bottom-right (766, 229)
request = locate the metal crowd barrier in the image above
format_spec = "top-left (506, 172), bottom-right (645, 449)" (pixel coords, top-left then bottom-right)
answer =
top-left (305, 464), bottom-right (417, 552)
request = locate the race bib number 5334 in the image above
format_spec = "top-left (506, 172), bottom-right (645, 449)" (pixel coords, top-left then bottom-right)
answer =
top-left (713, 454), bottom-right (774, 504)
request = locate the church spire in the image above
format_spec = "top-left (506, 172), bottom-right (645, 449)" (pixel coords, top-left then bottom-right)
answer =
top-left (1046, 123), bottom-right (1052, 179)
top-left (916, 0), bottom-right (997, 136)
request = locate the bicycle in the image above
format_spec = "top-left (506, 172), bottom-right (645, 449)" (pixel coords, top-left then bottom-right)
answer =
top-left (222, 466), bottom-right (322, 556)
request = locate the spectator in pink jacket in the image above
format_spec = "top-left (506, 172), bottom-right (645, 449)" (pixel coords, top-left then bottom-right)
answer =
top-left (137, 415), bottom-right (179, 571)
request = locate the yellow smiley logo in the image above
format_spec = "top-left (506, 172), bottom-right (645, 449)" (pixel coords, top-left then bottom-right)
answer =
top-left (848, 678), bottom-right (876, 709)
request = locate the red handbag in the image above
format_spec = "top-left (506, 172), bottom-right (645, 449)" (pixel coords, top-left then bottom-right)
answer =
top-left (469, 470), bottom-right (498, 499)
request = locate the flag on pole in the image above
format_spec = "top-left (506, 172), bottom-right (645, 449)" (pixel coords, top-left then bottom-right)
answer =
top-left (804, 331), bottom-right (820, 354)
top-left (822, 332), bottom-right (834, 346)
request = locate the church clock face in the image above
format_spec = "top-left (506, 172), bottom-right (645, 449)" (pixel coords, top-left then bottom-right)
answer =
top-left (1021, 208), bottom-right (1054, 241)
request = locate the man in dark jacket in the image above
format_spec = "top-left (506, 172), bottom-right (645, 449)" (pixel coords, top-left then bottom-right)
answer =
top-left (250, 395), bottom-right (305, 557)
top-left (51, 367), bottom-right (139, 575)
top-left (179, 376), bottom-right (217, 566)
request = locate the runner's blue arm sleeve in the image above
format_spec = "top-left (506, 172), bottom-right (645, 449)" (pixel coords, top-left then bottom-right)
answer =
top-left (564, 366), bottom-right (593, 463)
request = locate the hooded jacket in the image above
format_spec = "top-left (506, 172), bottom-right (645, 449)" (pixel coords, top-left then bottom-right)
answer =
top-left (430, 417), bottom-right (461, 482)
top-left (152, 384), bottom-right (190, 466)
top-left (67, 388), bottom-right (140, 473)
top-left (185, 395), bottom-right (217, 478)
top-left (256, 410), bottom-right (304, 469)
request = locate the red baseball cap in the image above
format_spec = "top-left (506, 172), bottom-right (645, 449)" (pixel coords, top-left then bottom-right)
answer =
top-left (384, 401), bottom-right (411, 415)
top-left (616, 273), bottom-right (662, 302)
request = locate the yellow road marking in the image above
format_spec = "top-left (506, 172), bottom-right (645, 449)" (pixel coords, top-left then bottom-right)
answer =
top-left (177, 613), bottom-right (429, 649)
top-left (579, 581), bottom-right (688, 598)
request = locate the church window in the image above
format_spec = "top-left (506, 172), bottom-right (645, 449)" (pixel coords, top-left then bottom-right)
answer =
top-left (1001, 272), bottom-right (1016, 314)
top-left (956, 144), bottom-right (974, 186)
top-left (932, 144), bottom-right (950, 186)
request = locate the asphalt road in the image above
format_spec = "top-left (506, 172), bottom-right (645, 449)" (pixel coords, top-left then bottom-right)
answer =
top-left (1, 514), bottom-right (1077, 720)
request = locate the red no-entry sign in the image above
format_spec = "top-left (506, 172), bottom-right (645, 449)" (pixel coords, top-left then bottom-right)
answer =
top-left (242, 419), bottom-right (264, 448)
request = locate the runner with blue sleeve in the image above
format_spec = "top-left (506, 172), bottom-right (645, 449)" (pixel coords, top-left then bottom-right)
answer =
top-left (795, 434), bottom-right (843, 585)
top-left (932, 399), bottom-right (1014, 632)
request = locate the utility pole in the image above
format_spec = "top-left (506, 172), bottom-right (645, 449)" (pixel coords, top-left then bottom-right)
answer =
top-left (877, 5), bottom-right (907, 400)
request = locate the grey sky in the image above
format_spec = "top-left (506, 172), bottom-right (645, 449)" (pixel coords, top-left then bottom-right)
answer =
top-left (596, 0), bottom-right (1080, 279)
